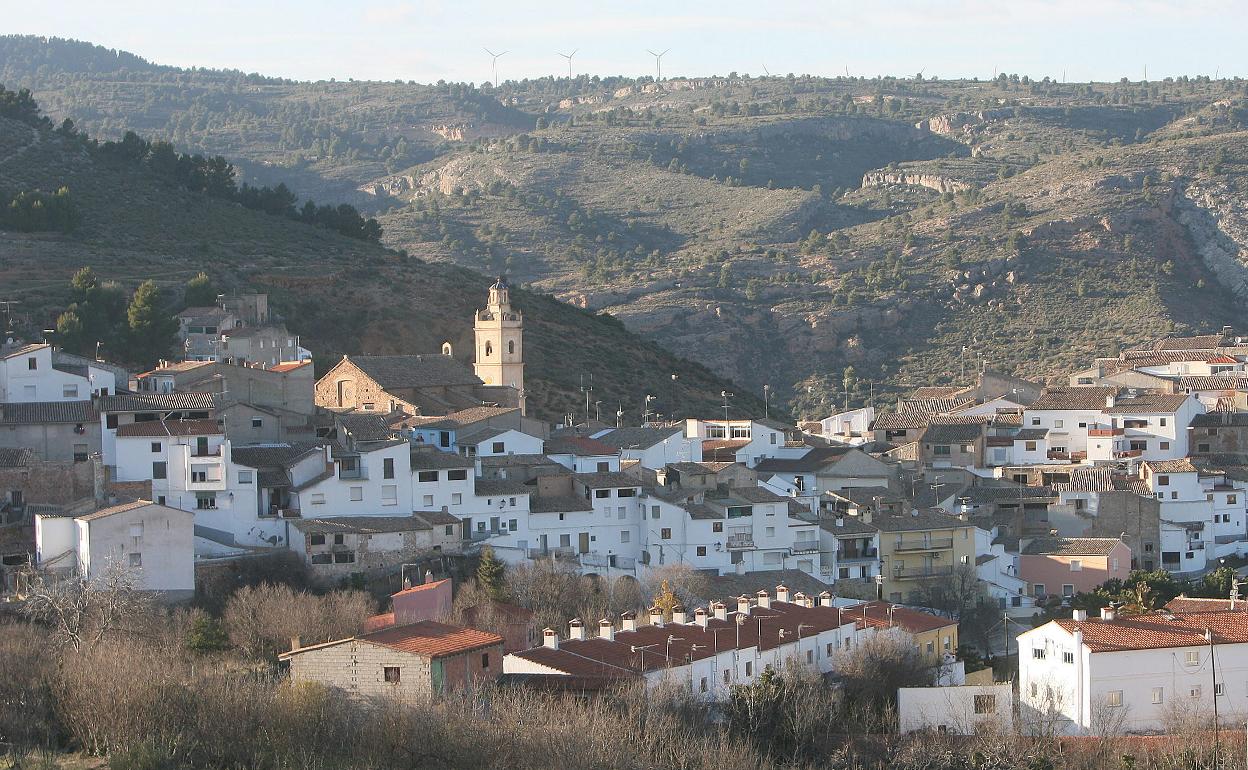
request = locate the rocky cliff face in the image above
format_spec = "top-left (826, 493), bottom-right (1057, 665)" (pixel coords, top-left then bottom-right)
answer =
top-left (861, 170), bottom-right (973, 194)
top-left (1174, 183), bottom-right (1248, 298)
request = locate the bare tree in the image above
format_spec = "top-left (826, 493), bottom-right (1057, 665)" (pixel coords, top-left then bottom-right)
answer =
top-left (21, 559), bottom-right (152, 652)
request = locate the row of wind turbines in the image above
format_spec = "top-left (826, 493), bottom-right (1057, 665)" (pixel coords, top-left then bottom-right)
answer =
top-left (483, 48), bottom-right (672, 87)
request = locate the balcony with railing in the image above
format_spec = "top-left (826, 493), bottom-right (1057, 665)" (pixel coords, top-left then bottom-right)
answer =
top-left (791, 539), bottom-right (820, 555)
top-left (895, 538), bottom-right (954, 552)
top-left (528, 546), bottom-right (578, 560)
top-left (836, 547), bottom-right (878, 562)
top-left (726, 533), bottom-right (755, 550)
top-left (893, 565), bottom-right (954, 580)
top-left (581, 552), bottom-right (638, 570)
top-left (1088, 427), bottom-right (1124, 437)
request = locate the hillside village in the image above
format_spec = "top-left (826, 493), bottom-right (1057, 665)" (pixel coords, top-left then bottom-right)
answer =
top-left (4, 271), bottom-right (1248, 747)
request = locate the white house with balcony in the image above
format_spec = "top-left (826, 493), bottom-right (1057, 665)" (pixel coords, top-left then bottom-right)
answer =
top-left (1085, 394), bottom-right (1202, 463)
top-left (684, 418), bottom-right (793, 467)
top-left (1018, 602), bottom-right (1248, 735)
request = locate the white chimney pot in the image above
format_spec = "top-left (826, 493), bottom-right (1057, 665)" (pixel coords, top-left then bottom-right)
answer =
top-left (542, 628), bottom-right (559, 649)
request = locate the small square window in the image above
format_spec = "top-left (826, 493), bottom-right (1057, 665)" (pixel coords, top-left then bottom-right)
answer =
top-left (973, 694), bottom-right (996, 714)
top-left (661, 528), bottom-right (672, 539)
top-left (27, 357), bottom-right (37, 370)
top-left (384, 666), bottom-right (401, 683)
top-left (251, 418), bottom-right (263, 428)
top-left (452, 493), bottom-right (463, 505)
top-left (713, 522), bottom-right (723, 533)
top-left (697, 546), bottom-right (706, 556)
top-left (1152, 687), bottom-right (1163, 704)
top-left (481, 653), bottom-right (490, 669)
top-left (350, 487), bottom-right (363, 501)
top-left (1107, 690), bottom-right (1123, 707)
top-left (447, 469), bottom-right (468, 481)
top-left (1186, 651), bottom-right (1200, 666)
top-left (310, 534), bottom-right (326, 546)
top-left (151, 442), bottom-right (161, 453)
top-left (128, 552), bottom-right (142, 568)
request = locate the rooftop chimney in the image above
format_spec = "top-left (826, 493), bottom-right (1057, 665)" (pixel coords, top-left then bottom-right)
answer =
top-left (542, 628), bottom-right (559, 649)
top-left (424, 569), bottom-right (434, 584)
top-left (819, 591), bottom-right (834, 608)
top-left (1072, 609), bottom-right (1087, 622)
top-left (694, 607), bottom-right (709, 628)
top-left (756, 589), bottom-right (771, 609)
top-left (599, 618), bottom-right (614, 642)
top-left (290, 635), bottom-right (302, 652)
top-left (737, 595), bottom-right (752, 615)
top-left (793, 592), bottom-right (807, 608)
top-left (568, 618), bottom-right (585, 641)
top-left (776, 584), bottom-right (791, 603)
top-left (671, 605), bottom-right (688, 625)
top-left (1105, 393), bottom-right (1116, 409)
top-left (835, 516), bottom-right (845, 527)
top-left (1100, 606), bottom-right (1116, 622)
top-left (712, 601), bottom-right (727, 621)
top-left (649, 605), bottom-right (664, 627)
top-left (621, 611), bottom-right (638, 632)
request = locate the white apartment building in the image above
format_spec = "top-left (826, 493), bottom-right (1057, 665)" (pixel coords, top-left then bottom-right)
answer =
top-left (0, 343), bottom-right (117, 402)
top-left (1019, 602), bottom-right (1248, 735)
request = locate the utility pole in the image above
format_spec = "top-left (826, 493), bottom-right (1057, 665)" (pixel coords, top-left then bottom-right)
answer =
top-left (1207, 627), bottom-right (1220, 764)
top-left (763, 385), bottom-right (770, 420)
top-left (721, 391), bottom-right (733, 422)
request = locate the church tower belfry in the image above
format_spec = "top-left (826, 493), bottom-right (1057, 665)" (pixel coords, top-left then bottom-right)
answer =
top-left (473, 276), bottom-right (526, 414)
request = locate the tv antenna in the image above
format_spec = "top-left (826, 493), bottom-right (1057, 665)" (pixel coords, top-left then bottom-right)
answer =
top-left (484, 48), bottom-right (508, 88)
top-left (761, 63), bottom-right (770, 77)
top-left (646, 48), bottom-right (669, 81)
top-left (558, 49), bottom-right (578, 79)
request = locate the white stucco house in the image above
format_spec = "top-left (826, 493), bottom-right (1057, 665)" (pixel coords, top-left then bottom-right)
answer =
top-left (34, 500), bottom-right (195, 600)
top-left (1018, 601), bottom-right (1248, 735)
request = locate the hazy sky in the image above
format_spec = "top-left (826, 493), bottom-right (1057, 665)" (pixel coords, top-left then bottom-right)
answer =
top-left (3, 0), bottom-right (1241, 84)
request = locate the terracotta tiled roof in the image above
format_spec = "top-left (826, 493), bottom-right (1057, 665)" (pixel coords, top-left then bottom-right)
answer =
top-left (1103, 394), bottom-right (1191, 414)
top-left (283, 620), bottom-right (502, 660)
top-left (1021, 537), bottom-right (1123, 556)
top-left (1164, 597), bottom-right (1245, 614)
top-left (593, 426), bottom-right (682, 450)
top-left (1028, 387), bottom-right (1117, 411)
top-left (1054, 609), bottom-right (1248, 652)
top-left (100, 392), bottom-right (216, 412)
top-left (0, 400), bottom-right (98, 424)
top-left (0, 448), bottom-right (34, 467)
top-left (1143, 459), bottom-right (1198, 474)
top-left (115, 419), bottom-right (221, 437)
top-left (1180, 375), bottom-right (1248, 391)
top-left (921, 422), bottom-right (983, 444)
top-left (343, 355), bottom-right (483, 389)
top-left (545, 436), bottom-right (617, 456)
top-left (910, 386), bottom-right (965, 399)
top-left (575, 471), bottom-right (642, 489)
top-left (853, 600), bottom-right (957, 634)
top-left (356, 618), bottom-right (491, 653)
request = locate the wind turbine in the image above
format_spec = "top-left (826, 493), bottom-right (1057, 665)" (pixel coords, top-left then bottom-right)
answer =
top-left (484, 48), bottom-right (508, 88)
top-left (646, 48), bottom-right (669, 81)
top-left (558, 49), bottom-right (578, 79)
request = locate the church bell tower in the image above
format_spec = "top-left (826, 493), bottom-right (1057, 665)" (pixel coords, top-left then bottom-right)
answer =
top-left (473, 276), bottom-right (525, 414)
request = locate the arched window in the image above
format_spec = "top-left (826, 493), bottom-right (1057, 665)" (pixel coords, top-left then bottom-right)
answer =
top-left (508, 340), bottom-right (515, 355)
top-left (441, 342), bottom-right (453, 357)
top-left (484, 342), bottom-right (492, 357)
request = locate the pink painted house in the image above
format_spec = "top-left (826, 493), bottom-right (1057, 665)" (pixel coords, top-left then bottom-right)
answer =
top-left (1019, 537), bottom-right (1131, 600)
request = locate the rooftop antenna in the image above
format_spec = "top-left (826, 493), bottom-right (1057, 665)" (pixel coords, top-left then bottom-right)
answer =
top-left (761, 63), bottom-right (770, 77)
top-left (646, 48), bottom-right (669, 81)
top-left (0, 299), bottom-right (20, 343)
top-left (579, 373), bottom-right (593, 424)
top-left (558, 49), bottom-right (578, 79)
top-left (484, 47), bottom-right (508, 88)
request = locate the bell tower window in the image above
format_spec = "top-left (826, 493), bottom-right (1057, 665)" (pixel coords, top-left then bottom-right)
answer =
top-left (508, 340), bottom-right (515, 355)
top-left (484, 342), bottom-right (492, 357)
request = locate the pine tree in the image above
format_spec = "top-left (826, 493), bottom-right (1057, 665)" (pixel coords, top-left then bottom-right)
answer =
top-left (126, 280), bottom-right (177, 366)
top-left (476, 545), bottom-right (505, 600)
top-left (183, 272), bottom-right (217, 307)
